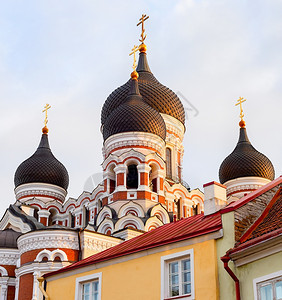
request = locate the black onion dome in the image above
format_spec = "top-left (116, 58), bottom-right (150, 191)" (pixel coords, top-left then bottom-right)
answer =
top-left (0, 229), bottom-right (21, 248)
top-left (103, 78), bottom-right (166, 141)
top-left (219, 127), bottom-right (275, 184)
top-left (101, 52), bottom-right (185, 125)
top-left (14, 133), bottom-right (69, 190)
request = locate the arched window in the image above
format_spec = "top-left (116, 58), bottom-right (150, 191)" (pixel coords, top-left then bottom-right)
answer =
top-left (192, 204), bottom-right (199, 216)
top-left (166, 148), bottom-right (172, 179)
top-left (54, 256), bottom-right (62, 262)
top-left (126, 164), bottom-right (138, 189)
top-left (69, 212), bottom-right (75, 228)
top-left (41, 256), bottom-right (48, 262)
top-left (108, 165), bottom-right (116, 193)
top-left (83, 206), bottom-right (89, 227)
top-left (48, 208), bottom-right (58, 226)
top-left (149, 164), bottom-right (158, 193)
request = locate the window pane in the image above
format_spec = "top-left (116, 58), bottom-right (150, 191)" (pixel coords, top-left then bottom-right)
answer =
top-left (183, 283), bottom-right (191, 295)
top-left (83, 283), bottom-right (90, 295)
top-left (182, 259), bottom-right (190, 271)
top-left (92, 281), bottom-right (98, 292)
top-left (183, 271), bottom-right (191, 283)
top-left (276, 281), bottom-right (282, 299)
top-left (170, 262), bottom-right (178, 274)
top-left (170, 286), bottom-right (179, 296)
top-left (171, 274), bottom-right (179, 285)
top-left (260, 284), bottom-right (273, 300)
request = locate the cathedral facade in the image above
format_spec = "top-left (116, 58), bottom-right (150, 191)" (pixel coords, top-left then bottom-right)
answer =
top-left (0, 16), bottom-right (277, 300)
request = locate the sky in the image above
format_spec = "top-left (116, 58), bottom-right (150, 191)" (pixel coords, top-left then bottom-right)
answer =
top-left (0, 0), bottom-right (281, 217)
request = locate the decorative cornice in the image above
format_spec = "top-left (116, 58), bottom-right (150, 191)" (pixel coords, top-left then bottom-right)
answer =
top-left (103, 132), bottom-right (165, 157)
top-left (17, 230), bottom-right (79, 254)
top-left (0, 249), bottom-right (19, 265)
top-left (15, 183), bottom-right (66, 203)
top-left (81, 236), bottom-right (120, 253)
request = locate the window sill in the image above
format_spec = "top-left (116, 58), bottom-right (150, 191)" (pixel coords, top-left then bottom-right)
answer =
top-left (164, 295), bottom-right (191, 300)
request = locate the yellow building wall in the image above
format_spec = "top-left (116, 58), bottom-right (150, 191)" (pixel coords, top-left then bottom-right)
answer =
top-left (46, 239), bottom-right (219, 300)
top-left (237, 251), bottom-right (282, 300)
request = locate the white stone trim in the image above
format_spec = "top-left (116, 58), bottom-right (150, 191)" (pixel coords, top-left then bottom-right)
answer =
top-left (0, 266), bottom-right (8, 276)
top-left (75, 272), bottom-right (102, 300)
top-left (161, 249), bottom-right (195, 300)
top-left (225, 177), bottom-right (271, 198)
top-left (253, 270), bottom-right (282, 300)
top-left (0, 210), bottom-right (31, 232)
top-left (96, 206), bottom-right (113, 226)
top-left (81, 231), bottom-right (121, 254)
top-left (150, 204), bottom-right (170, 224)
top-left (15, 182), bottom-right (67, 202)
top-left (0, 249), bottom-right (19, 265)
top-left (103, 132), bottom-right (165, 157)
top-left (118, 201), bottom-right (145, 218)
top-left (96, 219), bottom-right (114, 235)
top-left (114, 215), bottom-right (145, 231)
top-left (17, 230), bottom-right (79, 254)
top-left (144, 216), bottom-right (163, 231)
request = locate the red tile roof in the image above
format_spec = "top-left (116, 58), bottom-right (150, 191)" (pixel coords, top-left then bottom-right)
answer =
top-left (44, 212), bottom-right (222, 278)
top-left (229, 188), bottom-right (282, 254)
top-left (220, 176), bottom-right (282, 214)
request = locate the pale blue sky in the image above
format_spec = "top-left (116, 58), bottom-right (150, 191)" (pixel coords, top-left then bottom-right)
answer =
top-left (0, 0), bottom-right (281, 216)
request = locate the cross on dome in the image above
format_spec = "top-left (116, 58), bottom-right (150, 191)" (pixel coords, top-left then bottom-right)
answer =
top-left (235, 97), bottom-right (246, 128)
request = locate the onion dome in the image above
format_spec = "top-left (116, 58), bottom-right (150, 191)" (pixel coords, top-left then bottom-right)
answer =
top-left (103, 70), bottom-right (166, 141)
top-left (14, 128), bottom-right (69, 191)
top-left (219, 126), bottom-right (275, 184)
top-left (0, 228), bottom-right (21, 248)
top-left (101, 46), bottom-right (185, 126)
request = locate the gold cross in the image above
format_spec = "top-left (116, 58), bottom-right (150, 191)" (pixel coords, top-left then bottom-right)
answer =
top-left (137, 14), bottom-right (149, 43)
top-left (42, 103), bottom-right (51, 127)
top-left (235, 97), bottom-right (246, 121)
top-left (129, 45), bottom-right (140, 71)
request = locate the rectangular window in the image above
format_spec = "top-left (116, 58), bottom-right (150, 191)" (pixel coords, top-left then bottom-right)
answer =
top-left (254, 271), bottom-right (282, 300)
top-left (75, 272), bottom-right (102, 300)
top-left (161, 249), bottom-right (194, 300)
top-left (82, 281), bottom-right (99, 300)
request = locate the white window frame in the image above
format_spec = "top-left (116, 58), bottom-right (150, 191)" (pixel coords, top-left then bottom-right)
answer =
top-left (75, 272), bottom-right (102, 300)
top-left (161, 249), bottom-right (195, 300)
top-left (253, 270), bottom-right (282, 300)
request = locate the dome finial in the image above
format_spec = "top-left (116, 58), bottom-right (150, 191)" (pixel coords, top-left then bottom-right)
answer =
top-left (137, 14), bottom-right (149, 53)
top-left (235, 97), bottom-right (246, 128)
top-left (42, 103), bottom-right (51, 134)
top-left (129, 45), bottom-right (140, 80)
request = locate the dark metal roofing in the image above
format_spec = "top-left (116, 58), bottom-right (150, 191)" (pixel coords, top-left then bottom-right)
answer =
top-left (103, 79), bottom-right (166, 141)
top-left (101, 52), bottom-right (185, 126)
top-left (0, 228), bottom-right (22, 248)
top-left (44, 213), bottom-right (222, 277)
top-left (219, 127), bottom-right (275, 184)
top-left (14, 133), bottom-right (69, 190)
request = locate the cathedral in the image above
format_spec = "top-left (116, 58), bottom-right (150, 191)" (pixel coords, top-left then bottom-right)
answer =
top-left (0, 15), bottom-right (277, 300)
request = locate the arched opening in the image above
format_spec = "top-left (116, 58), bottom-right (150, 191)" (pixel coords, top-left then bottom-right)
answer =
top-left (69, 212), bottom-right (75, 228)
top-left (126, 164), bottom-right (138, 189)
top-left (108, 164), bottom-right (116, 193)
top-left (33, 208), bottom-right (39, 221)
top-left (53, 256), bottom-right (62, 262)
top-left (192, 204), bottom-right (199, 216)
top-left (149, 164), bottom-right (158, 193)
top-left (166, 148), bottom-right (172, 179)
top-left (83, 206), bottom-right (89, 227)
top-left (41, 256), bottom-right (48, 262)
top-left (48, 208), bottom-right (58, 226)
